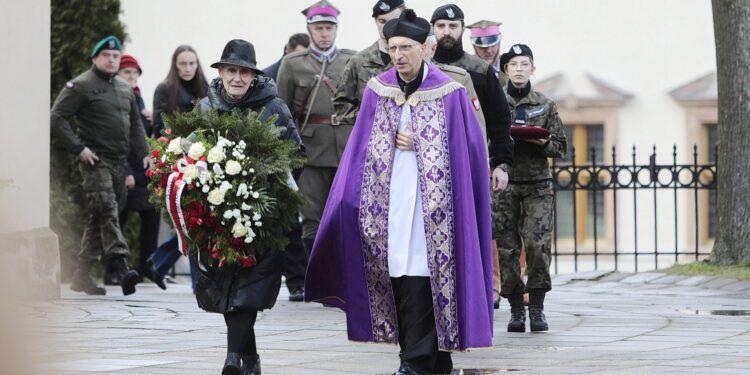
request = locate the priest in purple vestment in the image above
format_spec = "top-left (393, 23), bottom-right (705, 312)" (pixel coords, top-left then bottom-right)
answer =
top-left (305, 9), bottom-right (494, 375)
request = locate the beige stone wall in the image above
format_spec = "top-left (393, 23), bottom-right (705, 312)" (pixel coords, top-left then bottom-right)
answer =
top-left (0, 0), bottom-right (59, 299)
top-left (0, 0), bottom-right (51, 233)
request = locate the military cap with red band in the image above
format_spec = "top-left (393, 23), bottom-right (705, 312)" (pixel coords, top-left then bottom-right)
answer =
top-left (302, 0), bottom-right (340, 24)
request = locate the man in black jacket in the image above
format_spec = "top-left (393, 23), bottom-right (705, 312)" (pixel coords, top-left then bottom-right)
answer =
top-left (262, 33), bottom-right (310, 81)
top-left (431, 4), bottom-right (514, 192)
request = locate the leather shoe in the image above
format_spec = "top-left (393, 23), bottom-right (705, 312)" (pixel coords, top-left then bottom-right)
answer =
top-left (143, 259), bottom-right (167, 290)
top-left (242, 354), bottom-right (260, 375)
top-left (393, 361), bottom-right (424, 375)
top-left (288, 287), bottom-right (304, 302)
top-left (222, 352), bottom-right (242, 375)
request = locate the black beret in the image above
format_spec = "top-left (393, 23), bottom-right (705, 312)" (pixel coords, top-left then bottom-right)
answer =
top-left (500, 44), bottom-right (534, 73)
top-left (372, 0), bottom-right (404, 17)
top-left (383, 9), bottom-right (430, 44)
top-left (430, 4), bottom-right (464, 23)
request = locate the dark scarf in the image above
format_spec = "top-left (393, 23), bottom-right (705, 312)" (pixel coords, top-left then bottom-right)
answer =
top-left (397, 63), bottom-right (425, 99)
top-left (218, 78), bottom-right (257, 107)
top-left (380, 50), bottom-right (392, 66)
top-left (433, 39), bottom-right (464, 64)
top-left (507, 81), bottom-right (531, 100)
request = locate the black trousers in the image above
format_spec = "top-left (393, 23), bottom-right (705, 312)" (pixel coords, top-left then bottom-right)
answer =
top-left (224, 310), bottom-right (258, 357)
top-left (282, 221), bottom-right (308, 291)
top-left (391, 276), bottom-right (452, 373)
top-left (119, 207), bottom-right (160, 273)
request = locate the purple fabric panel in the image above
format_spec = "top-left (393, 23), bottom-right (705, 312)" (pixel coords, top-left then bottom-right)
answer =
top-left (443, 88), bottom-right (494, 348)
top-left (304, 88), bottom-right (381, 343)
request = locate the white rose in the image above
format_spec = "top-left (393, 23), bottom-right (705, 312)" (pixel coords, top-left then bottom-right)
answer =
top-left (167, 137), bottom-right (183, 154)
top-left (225, 160), bottom-right (242, 175)
top-left (207, 189), bottom-right (225, 205)
top-left (207, 146), bottom-right (225, 163)
top-left (232, 222), bottom-right (248, 237)
top-left (188, 142), bottom-right (206, 159)
top-left (183, 164), bottom-right (200, 179)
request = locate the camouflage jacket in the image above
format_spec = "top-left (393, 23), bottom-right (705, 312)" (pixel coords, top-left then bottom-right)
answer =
top-left (506, 87), bottom-right (567, 182)
top-left (332, 41), bottom-right (392, 125)
top-left (51, 67), bottom-right (149, 160)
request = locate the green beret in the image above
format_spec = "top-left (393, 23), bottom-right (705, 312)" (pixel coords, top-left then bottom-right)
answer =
top-left (91, 35), bottom-right (122, 58)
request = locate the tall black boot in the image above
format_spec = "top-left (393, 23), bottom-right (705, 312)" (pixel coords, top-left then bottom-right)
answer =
top-left (529, 291), bottom-right (549, 331)
top-left (222, 352), bottom-right (241, 375)
top-left (507, 293), bottom-right (526, 332)
top-left (108, 256), bottom-right (140, 296)
top-left (70, 260), bottom-right (106, 295)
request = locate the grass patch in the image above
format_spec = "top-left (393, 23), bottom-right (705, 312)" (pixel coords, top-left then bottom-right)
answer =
top-left (663, 261), bottom-right (750, 280)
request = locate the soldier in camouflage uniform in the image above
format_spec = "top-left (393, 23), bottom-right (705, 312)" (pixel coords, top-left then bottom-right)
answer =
top-left (492, 44), bottom-right (567, 332)
top-left (467, 19), bottom-right (509, 87)
top-left (51, 36), bottom-right (149, 296)
top-left (331, 0), bottom-right (405, 125)
top-left (276, 1), bottom-right (355, 296)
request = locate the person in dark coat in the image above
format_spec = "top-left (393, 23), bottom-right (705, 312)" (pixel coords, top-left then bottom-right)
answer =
top-left (262, 33), bottom-right (310, 81)
top-left (108, 54), bottom-right (163, 288)
top-left (148, 45), bottom-right (209, 290)
top-left (197, 39), bottom-right (303, 375)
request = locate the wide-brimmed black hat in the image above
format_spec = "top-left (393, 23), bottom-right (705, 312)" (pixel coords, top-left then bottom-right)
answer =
top-left (211, 39), bottom-right (264, 74)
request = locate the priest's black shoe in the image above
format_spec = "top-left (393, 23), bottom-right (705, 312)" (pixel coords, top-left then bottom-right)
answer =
top-left (507, 293), bottom-right (526, 332)
top-left (242, 354), bottom-right (260, 375)
top-left (70, 261), bottom-right (106, 295)
top-left (288, 287), bottom-right (304, 302)
top-left (222, 352), bottom-right (242, 375)
top-left (393, 361), bottom-right (425, 375)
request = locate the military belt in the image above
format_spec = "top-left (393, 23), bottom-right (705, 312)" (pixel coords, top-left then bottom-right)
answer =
top-left (305, 115), bottom-right (340, 125)
top-left (509, 178), bottom-right (552, 185)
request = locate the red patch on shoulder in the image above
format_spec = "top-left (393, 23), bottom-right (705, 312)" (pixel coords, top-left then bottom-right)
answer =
top-left (65, 81), bottom-right (75, 89)
top-left (471, 97), bottom-right (481, 111)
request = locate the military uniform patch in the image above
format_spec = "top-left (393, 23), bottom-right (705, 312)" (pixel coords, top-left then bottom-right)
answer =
top-left (446, 7), bottom-right (455, 18)
top-left (471, 97), bottom-right (481, 111)
top-left (379, 2), bottom-right (390, 12)
top-left (65, 81), bottom-right (75, 89)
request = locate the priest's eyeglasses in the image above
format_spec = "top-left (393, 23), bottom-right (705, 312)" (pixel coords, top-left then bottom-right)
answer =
top-left (388, 43), bottom-right (420, 53)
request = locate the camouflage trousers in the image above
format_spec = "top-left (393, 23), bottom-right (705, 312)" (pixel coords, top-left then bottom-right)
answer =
top-left (298, 166), bottom-right (337, 240)
top-left (492, 180), bottom-right (554, 297)
top-left (77, 158), bottom-right (130, 263)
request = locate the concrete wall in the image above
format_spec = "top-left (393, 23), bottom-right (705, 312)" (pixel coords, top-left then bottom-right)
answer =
top-left (0, 0), bottom-right (59, 298)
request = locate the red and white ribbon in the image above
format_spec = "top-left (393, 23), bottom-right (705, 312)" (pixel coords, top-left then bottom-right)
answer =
top-left (165, 156), bottom-right (209, 256)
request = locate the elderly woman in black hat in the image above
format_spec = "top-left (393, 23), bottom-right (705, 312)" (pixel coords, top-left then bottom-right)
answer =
top-left (197, 39), bottom-right (303, 375)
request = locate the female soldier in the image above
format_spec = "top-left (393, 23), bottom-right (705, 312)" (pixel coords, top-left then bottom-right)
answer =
top-left (197, 39), bottom-right (302, 375)
top-left (493, 44), bottom-right (567, 333)
top-left (148, 45), bottom-right (209, 290)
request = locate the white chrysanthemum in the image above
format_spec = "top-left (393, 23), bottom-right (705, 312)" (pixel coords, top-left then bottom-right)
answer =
top-left (202, 185), bottom-right (210, 193)
top-left (223, 210), bottom-right (234, 219)
top-left (220, 181), bottom-right (232, 193)
top-left (252, 213), bottom-right (261, 221)
top-left (252, 191), bottom-right (260, 199)
top-left (213, 163), bottom-right (224, 175)
top-left (241, 203), bottom-right (252, 211)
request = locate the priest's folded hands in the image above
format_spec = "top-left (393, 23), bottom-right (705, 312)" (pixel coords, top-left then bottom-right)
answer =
top-left (395, 130), bottom-right (415, 151)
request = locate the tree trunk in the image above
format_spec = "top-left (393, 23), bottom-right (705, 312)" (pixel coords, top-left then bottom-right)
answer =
top-left (711, 0), bottom-right (750, 265)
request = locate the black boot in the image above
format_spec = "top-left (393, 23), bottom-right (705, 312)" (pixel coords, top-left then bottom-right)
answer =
top-left (529, 291), bottom-right (549, 332)
top-left (70, 260), bottom-right (106, 295)
top-left (241, 354), bottom-right (260, 375)
top-left (103, 264), bottom-right (121, 285)
top-left (108, 256), bottom-right (140, 296)
top-left (222, 352), bottom-right (241, 375)
top-left (507, 293), bottom-right (526, 332)
top-left (143, 258), bottom-right (166, 290)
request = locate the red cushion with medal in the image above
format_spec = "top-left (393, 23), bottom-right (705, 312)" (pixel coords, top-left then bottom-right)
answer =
top-left (511, 126), bottom-right (551, 140)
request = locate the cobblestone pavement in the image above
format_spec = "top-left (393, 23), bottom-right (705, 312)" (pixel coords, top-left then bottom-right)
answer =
top-left (27, 271), bottom-right (750, 375)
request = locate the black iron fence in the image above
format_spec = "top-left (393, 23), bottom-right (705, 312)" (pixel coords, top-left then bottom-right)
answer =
top-left (551, 145), bottom-right (717, 273)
